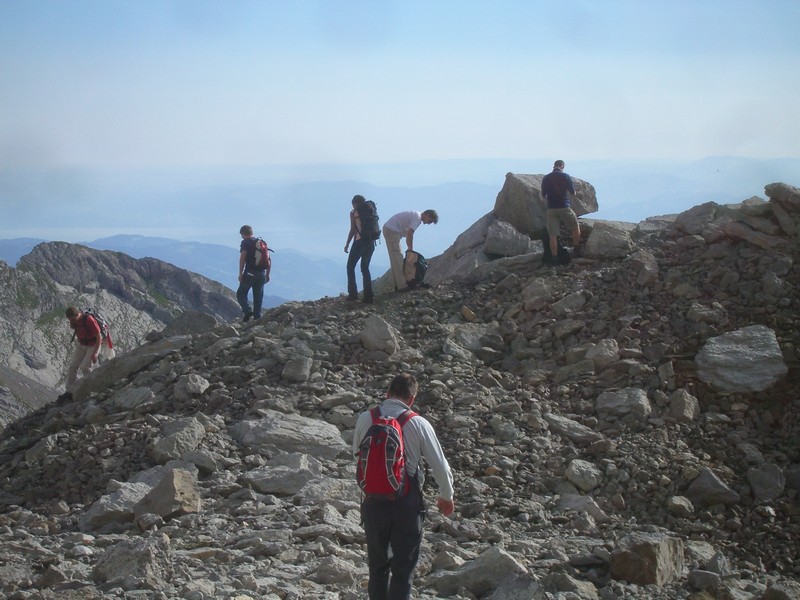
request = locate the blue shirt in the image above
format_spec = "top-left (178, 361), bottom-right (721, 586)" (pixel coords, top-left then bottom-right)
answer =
top-left (541, 169), bottom-right (576, 209)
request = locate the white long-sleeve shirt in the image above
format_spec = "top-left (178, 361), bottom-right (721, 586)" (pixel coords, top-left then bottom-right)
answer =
top-left (353, 398), bottom-right (454, 502)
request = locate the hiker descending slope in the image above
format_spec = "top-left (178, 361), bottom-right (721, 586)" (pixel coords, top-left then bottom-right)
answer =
top-left (353, 373), bottom-right (455, 600)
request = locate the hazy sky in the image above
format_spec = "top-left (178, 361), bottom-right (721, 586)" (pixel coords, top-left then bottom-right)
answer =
top-left (2, 0), bottom-right (798, 171)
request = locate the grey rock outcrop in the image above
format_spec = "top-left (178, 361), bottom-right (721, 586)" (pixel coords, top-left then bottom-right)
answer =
top-left (423, 171), bottom-right (598, 287)
top-left (610, 533), bottom-right (684, 586)
top-left (492, 172), bottom-right (598, 237)
top-left (696, 324), bottom-right (788, 392)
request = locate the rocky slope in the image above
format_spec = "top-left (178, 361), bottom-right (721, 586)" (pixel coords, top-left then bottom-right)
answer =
top-left (0, 242), bottom-right (241, 400)
top-left (0, 180), bottom-right (797, 599)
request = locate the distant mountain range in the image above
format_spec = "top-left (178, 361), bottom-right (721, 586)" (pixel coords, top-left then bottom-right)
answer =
top-left (2, 156), bottom-right (797, 305)
top-left (0, 235), bottom-right (375, 306)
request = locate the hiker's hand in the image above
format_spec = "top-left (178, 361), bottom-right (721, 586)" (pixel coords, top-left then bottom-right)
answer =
top-left (238, 274), bottom-right (243, 282)
top-left (437, 498), bottom-right (454, 517)
top-left (91, 354), bottom-right (98, 364)
top-left (344, 245), bottom-right (349, 253)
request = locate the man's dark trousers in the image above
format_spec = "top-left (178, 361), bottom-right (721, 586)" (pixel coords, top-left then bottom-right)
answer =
top-left (236, 270), bottom-right (266, 318)
top-left (347, 238), bottom-right (375, 301)
top-left (361, 482), bottom-right (424, 600)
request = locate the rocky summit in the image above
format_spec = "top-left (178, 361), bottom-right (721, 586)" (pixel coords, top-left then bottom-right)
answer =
top-left (0, 179), bottom-right (798, 600)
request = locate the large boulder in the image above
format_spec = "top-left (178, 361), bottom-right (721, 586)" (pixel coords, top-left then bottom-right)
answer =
top-left (493, 172), bottom-right (598, 238)
top-left (423, 173), bottom-right (598, 287)
top-left (695, 325), bottom-right (788, 393)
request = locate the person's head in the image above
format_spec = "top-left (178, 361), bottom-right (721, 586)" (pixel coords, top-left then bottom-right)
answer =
top-left (240, 225), bottom-right (254, 238)
top-left (421, 209), bottom-right (439, 225)
top-left (65, 306), bottom-right (81, 324)
top-left (352, 194), bottom-right (366, 209)
top-left (387, 373), bottom-right (419, 404)
top-left (553, 160), bottom-right (565, 171)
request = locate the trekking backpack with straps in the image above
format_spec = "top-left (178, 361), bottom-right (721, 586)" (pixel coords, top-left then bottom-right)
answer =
top-left (252, 237), bottom-right (273, 270)
top-left (356, 407), bottom-right (417, 499)
top-left (71, 307), bottom-right (110, 343)
top-left (356, 200), bottom-right (381, 242)
top-left (403, 250), bottom-right (428, 289)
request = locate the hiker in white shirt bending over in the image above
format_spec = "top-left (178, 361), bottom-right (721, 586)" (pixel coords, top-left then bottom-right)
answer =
top-left (381, 210), bottom-right (438, 292)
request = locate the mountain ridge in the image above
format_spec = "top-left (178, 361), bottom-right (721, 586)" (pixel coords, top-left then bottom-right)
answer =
top-left (0, 241), bottom-right (241, 399)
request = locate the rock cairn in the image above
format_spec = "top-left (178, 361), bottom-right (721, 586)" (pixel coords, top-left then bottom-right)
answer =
top-left (0, 183), bottom-right (798, 599)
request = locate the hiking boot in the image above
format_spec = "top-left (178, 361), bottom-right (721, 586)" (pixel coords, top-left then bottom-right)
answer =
top-left (363, 296), bottom-right (374, 304)
top-left (243, 311), bottom-right (253, 323)
top-left (346, 295), bottom-right (359, 302)
top-left (56, 392), bottom-right (73, 405)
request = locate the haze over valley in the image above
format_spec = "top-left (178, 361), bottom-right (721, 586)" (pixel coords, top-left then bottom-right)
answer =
top-left (2, 156), bottom-right (797, 303)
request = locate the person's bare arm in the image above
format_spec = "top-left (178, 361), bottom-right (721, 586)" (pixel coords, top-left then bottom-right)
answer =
top-left (345, 211), bottom-right (357, 252)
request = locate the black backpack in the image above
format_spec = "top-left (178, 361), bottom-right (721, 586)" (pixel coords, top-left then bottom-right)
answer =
top-left (403, 251), bottom-right (428, 289)
top-left (357, 201), bottom-right (381, 242)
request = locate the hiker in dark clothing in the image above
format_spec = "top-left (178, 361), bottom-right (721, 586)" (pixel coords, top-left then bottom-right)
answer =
top-left (353, 373), bottom-right (455, 600)
top-left (237, 225), bottom-right (270, 322)
top-left (541, 159), bottom-right (582, 260)
top-left (344, 194), bottom-right (376, 304)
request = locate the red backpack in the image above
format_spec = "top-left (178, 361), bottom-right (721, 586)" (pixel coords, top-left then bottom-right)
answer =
top-left (356, 407), bottom-right (417, 500)
top-left (253, 237), bottom-right (272, 270)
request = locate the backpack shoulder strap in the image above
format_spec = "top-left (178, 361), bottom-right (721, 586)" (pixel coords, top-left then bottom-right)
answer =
top-left (354, 207), bottom-right (365, 234)
top-left (369, 406), bottom-right (382, 423)
top-left (396, 410), bottom-right (417, 427)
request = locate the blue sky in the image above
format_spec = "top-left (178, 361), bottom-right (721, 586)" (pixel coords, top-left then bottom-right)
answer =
top-left (1, 0), bottom-right (798, 170)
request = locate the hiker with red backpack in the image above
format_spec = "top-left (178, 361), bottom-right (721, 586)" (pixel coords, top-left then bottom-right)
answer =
top-left (353, 373), bottom-right (455, 600)
top-left (237, 224), bottom-right (271, 322)
top-left (61, 306), bottom-right (113, 401)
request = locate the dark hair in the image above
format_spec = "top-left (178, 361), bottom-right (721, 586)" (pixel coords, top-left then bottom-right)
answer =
top-left (65, 306), bottom-right (80, 319)
top-left (240, 225), bottom-right (253, 236)
top-left (387, 373), bottom-right (418, 401)
top-left (352, 194), bottom-right (366, 209)
top-left (553, 160), bottom-right (565, 169)
top-left (422, 209), bottom-right (439, 224)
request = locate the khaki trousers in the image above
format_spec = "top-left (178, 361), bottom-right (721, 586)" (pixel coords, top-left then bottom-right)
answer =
top-left (66, 344), bottom-right (95, 391)
top-left (383, 226), bottom-right (406, 291)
